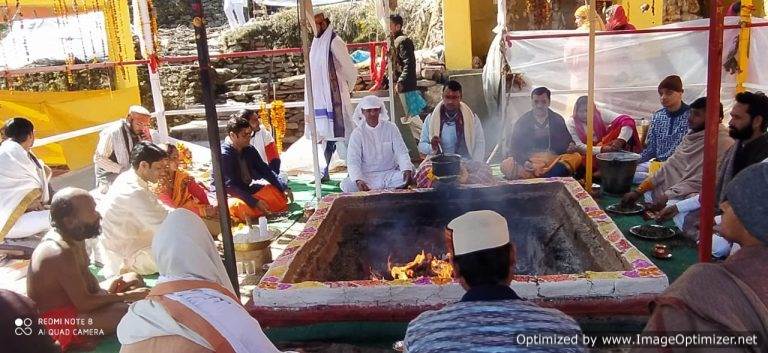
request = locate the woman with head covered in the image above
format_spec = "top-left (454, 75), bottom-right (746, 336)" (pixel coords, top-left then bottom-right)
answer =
top-left (117, 209), bottom-right (288, 353)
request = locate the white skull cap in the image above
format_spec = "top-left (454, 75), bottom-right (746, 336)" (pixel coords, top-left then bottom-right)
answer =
top-left (447, 210), bottom-right (510, 256)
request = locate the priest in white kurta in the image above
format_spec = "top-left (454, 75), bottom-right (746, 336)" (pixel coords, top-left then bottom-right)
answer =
top-left (341, 95), bottom-right (414, 192)
top-left (97, 144), bottom-right (170, 278)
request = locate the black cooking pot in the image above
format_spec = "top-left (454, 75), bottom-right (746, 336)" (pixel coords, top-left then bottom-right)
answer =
top-left (431, 153), bottom-right (461, 180)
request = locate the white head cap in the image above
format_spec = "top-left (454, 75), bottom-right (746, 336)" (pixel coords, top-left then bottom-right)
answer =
top-left (352, 95), bottom-right (389, 127)
top-left (128, 105), bottom-right (151, 116)
top-left (358, 95), bottom-right (382, 110)
top-left (447, 210), bottom-right (510, 256)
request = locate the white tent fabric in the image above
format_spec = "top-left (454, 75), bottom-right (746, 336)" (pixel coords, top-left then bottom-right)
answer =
top-left (0, 12), bottom-right (107, 69)
top-left (499, 17), bottom-right (768, 157)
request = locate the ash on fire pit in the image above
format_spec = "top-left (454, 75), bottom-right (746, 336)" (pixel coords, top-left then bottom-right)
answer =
top-left (287, 182), bottom-right (626, 284)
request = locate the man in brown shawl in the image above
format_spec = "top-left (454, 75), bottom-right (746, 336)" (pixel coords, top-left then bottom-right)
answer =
top-left (633, 163), bottom-right (768, 353)
top-left (655, 91), bottom-right (768, 252)
top-left (622, 97), bottom-right (735, 211)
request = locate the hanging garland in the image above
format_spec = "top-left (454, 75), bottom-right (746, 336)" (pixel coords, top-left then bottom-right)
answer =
top-left (270, 100), bottom-right (286, 153)
top-left (103, 0), bottom-right (127, 81)
top-left (257, 100), bottom-right (287, 154)
top-left (176, 141), bottom-right (193, 170)
top-left (146, 0), bottom-right (161, 54)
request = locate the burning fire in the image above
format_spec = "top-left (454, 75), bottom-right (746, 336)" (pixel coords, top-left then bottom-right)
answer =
top-left (388, 251), bottom-right (453, 280)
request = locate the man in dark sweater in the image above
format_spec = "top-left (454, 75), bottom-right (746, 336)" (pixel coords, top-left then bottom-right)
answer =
top-left (221, 117), bottom-right (289, 223)
top-left (501, 87), bottom-right (581, 179)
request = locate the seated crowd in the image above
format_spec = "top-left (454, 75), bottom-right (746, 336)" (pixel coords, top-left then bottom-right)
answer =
top-left (2, 75), bottom-right (768, 351)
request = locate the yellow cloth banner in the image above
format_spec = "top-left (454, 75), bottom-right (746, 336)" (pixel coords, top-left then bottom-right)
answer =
top-left (0, 87), bottom-right (140, 169)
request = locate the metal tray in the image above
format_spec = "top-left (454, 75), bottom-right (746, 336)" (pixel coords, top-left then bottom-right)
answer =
top-left (629, 224), bottom-right (677, 240)
top-left (606, 203), bottom-right (644, 215)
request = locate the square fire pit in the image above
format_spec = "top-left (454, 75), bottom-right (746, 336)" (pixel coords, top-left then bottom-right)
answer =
top-left (250, 178), bottom-right (668, 326)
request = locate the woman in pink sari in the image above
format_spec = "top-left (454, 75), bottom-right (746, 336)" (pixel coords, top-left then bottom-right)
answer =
top-left (566, 95), bottom-right (642, 155)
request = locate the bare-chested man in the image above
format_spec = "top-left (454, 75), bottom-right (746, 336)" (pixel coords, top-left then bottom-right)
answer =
top-left (27, 188), bottom-right (149, 351)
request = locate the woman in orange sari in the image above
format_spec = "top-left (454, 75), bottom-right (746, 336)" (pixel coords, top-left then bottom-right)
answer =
top-left (156, 144), bottom-right (220, 235)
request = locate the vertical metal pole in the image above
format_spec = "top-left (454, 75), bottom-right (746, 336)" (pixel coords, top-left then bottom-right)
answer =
top-left (137, 0), bottom-right (168, 139)
top-left (699, 0), bottom-right (725, 263)
top-left (298, 0), bottom-right (323, 200)
top-left (585, 0), bottom-right (597, 192)
top-left (189, 0), bottom-right (240, 294)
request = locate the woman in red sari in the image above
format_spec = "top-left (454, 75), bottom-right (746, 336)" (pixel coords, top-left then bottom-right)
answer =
top-left (566, 95), bottom-right (642, 155)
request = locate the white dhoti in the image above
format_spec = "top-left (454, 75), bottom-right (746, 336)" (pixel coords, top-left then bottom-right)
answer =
top-left (102, 247), bottom-right (157, 276)
top-left (343, 96), bottom-right (413, 193)
top-left (5, 210), bottom-right (50, 239)
top-left (98, 169), bottom-right (169, 277)
top-left (341, 170), bottom-right (408, 192)
top-left (223, 0), bottom-right (246, 29)
top-left (0, 140), bottom-right (51, 241)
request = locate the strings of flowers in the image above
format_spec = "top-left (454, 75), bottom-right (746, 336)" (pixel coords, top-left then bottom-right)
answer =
top-left (269, 100), bottom-right (286, 153)
top-left (176, 142), bottom-right (193, 170)
top-left (258, 100), bottom-right (287, 154)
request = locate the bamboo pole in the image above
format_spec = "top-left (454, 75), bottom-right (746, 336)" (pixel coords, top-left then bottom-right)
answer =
top-left (298, 0), bottom-right (323, 200)
top-left (585, 0), bottom-right (597, 192)
top-left (699, 0), bottom-right (726, 263)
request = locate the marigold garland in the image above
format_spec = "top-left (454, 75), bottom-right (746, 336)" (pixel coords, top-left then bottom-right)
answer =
top-left (257, 100), bottom-right (286, 154)
top-left (176, 142), bottom-right (193, 170)
top-left (258, 100), bottom-right (270, 128)
top-left (269, 100), bottom-right (286, 153)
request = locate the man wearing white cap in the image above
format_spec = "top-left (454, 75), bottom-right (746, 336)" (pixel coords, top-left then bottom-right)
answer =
top-left (404, 210), bottom-right (583, 353)
top-left (94, 105), bottom-right (153, 193)
top-left (341, 95), bottom-right (413, 192)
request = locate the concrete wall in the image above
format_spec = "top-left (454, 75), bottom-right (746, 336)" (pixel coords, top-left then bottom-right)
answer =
top-left (442, 0), bottom-right (473, 69)
top-left (470, 0), bottom-right (497, 61)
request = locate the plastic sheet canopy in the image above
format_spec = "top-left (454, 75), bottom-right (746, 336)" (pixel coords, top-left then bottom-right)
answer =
top-left (500, 18), bottom-right (768, 157)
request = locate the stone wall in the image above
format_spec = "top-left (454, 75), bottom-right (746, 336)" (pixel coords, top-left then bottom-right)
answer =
top-left (0, 69), bottom-right (113, 91)
top-left (153, 0), bottom-right (228, 29)
top-left (220, 0), bottom-right (443, 52)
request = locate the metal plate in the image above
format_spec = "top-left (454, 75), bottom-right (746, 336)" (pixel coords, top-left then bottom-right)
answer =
top-left (606, 203), bottom-right (644, 215)
top-left (629, 224), bottom-right (677, 240)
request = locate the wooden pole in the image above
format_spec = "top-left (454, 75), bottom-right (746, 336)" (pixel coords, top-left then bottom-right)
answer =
top-left (585, 0), bottom-right (597, 192)
top-left (188, 0), bottom-right (239, 295)
top-left (298, 0), bottom-right (323, 200)
top-left (699, 0), bottom-right (725, 263)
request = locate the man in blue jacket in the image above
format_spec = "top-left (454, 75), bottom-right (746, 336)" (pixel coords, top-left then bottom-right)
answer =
top-left (221, 117), bottom-right (289, 223)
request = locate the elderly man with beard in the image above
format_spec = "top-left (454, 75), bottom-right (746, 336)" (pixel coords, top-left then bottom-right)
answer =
top-left (654, 91), bottom-right (768, 256)
top-left (27, 188), bottom-right (149, 351)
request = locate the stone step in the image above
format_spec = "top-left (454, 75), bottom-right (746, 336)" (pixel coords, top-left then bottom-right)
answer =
top-left (225, 77), bottom-right (264, 85)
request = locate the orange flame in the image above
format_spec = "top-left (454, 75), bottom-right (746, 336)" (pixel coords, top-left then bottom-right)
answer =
top-left (388, 250), bottom-right (453, 280)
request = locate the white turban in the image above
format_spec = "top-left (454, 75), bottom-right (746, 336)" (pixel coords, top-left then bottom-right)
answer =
top-left (352, 95), bottom-right (389, 127)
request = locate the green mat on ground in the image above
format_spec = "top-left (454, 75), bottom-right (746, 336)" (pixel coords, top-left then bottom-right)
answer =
top-left (596, 192), bottom-right (697, 282)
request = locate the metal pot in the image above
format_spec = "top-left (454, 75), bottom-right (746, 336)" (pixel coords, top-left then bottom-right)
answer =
top-left (596, 152), bottom-right (641, 195)
top-left (431, 153), bottom-right (461, 180)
